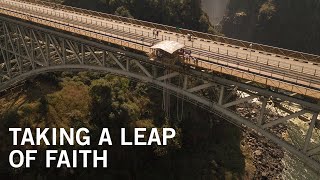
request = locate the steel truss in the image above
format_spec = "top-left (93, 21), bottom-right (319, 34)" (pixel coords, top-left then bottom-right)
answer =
top-left (0, 16), bottom-right (320, 173)
top-left (13, 0), bottom-right (320, 63)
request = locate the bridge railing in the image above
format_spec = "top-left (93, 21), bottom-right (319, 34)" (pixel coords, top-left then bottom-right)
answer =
top-left (2, 1), bottom-right (320, 96)
top-left (16, 0), bottom-right (320, 64)
top-left (2, 0), bottom-right (320, 80)
top-left (180, 40), bottom-right (320, 77)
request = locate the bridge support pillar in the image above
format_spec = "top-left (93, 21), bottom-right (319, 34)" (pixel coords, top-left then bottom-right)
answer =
top-left (303, 112), bottom-right (319, 152)
top-left (0, 14), bottom-right (319, 171)
top-left (126, 59), bottom-right (130, 71)
top-left (218, 86), bottom-right (225, 105)
top-left (183, 75), bottom-right (188, 90)
top-left (258, 97), bottom-right (267, 126)
top-left (152, 65), bottom-right (157, 78)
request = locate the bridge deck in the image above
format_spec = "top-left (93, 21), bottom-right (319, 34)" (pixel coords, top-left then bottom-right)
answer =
top-left (1, 0), bottom-right (320, 98)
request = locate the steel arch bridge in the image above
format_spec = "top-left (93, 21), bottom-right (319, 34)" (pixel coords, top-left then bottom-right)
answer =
top-left (0, 15), bottom-right (320, 173)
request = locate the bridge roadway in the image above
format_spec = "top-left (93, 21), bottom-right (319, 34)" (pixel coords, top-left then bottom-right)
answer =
top-left (1, 0), bottom-right (320, 98)
top-left (1, 0), bottom-right (320, 173)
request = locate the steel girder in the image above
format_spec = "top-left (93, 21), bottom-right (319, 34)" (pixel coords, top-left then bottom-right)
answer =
top-left (0, 16), bottom-right (320, 173)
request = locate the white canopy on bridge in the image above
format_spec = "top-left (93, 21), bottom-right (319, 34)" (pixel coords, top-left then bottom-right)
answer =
top-left (151, 40), bottom-right (184, 54)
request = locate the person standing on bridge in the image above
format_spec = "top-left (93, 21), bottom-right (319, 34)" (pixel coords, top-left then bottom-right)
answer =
top-left (187, 34), bottom-right (192, 41)
top-left (152, 29), bottom-right (156, 39)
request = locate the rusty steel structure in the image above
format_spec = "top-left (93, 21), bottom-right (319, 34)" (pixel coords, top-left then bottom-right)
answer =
top-left (0, 0), bottom-right (320, 173)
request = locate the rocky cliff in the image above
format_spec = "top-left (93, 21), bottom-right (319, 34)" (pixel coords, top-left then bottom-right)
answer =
top-left (222, 0), bottom-right (320, 55)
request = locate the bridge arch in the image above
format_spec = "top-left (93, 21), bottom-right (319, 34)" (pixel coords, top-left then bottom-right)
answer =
top-left (0, 16), bottom-right (320, 173)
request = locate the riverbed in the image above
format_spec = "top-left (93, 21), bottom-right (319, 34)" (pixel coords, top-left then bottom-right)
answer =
top-left (241, 93), bottom-right (320, 179)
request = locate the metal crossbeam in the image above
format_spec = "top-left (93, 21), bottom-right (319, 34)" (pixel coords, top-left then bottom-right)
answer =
top-left (187, 82), bottom-right (215, 93)
top-left (109, 52), bottom-right (125, 70)
top-left (218, 86), bottom-right (225, 105)
top-left (262, 110), bottom-right (309, 129)
top-left (157, 72), bottom-right (180, 81)
top-left (258, 98), bottom-right (267, 125)
top-left (223, 95), bottom-right (257, 108)
top-left (303, 113), bottom-right (319, 152)
top-left (275, 103), bottom-right (310, 122)
top-left (133, 60), bottom-right (152, 78)
top-left (0, 15), bottom-right (319, 173)
top-left (308, 146), bottom-right (320, 156)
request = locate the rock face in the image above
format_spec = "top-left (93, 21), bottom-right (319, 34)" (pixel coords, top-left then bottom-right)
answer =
top-left (237, 103), bottom-right (285, 179)
top-left (242, 131), bottom-right (284, 179)
top-left (221, 0), bottom-right (320, 55)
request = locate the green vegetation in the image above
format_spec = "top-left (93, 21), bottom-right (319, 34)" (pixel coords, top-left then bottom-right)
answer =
top-left (62, 0), bottom-right (217, 34)
top-left (222, 0), bottom-right (320, 55)
top-left (0, 73), bottom-right (246, 179)
top-left (1, 0), bottom-right (292, 178)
